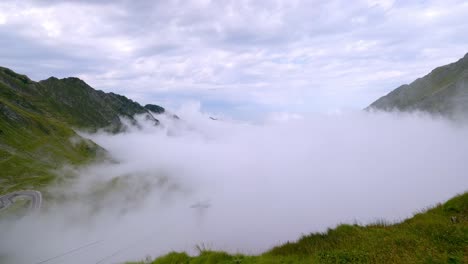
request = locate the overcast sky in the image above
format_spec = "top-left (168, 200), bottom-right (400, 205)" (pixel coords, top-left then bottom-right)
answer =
top-left (0, 0), bottom-right (467, 118)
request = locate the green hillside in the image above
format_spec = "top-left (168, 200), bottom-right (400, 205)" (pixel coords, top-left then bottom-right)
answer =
top-left (0, 67), bottom-right (164, 194)
top-left (368, 53), bottom-right (468, 117)
top-left (39, 77), bottom-right (159, 131)
top-left (130, 192), bottom-right (468, 264)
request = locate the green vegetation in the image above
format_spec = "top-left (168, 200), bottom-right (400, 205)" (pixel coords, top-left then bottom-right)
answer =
top-left (0, 66), bottom-right (164, 194)
top-left (38, 77), bottom-right (159, 130)
top-left (368, 52), bottom-right (468, 117)
top-left (129, 192), bottom-right (468, 264)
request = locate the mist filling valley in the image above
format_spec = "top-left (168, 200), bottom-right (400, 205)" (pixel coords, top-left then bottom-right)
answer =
top-left (1, 106), bottom-right (467, 264)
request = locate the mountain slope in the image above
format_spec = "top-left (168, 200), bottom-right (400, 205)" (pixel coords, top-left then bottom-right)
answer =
top-left (0, 67), bottom-right (164, 194)
top-left (368, 53), bottom-right (468, 117)
top-left (0, 71), bottom-right (100, 193)
top-left (39, 77), bottom-right (159, 131)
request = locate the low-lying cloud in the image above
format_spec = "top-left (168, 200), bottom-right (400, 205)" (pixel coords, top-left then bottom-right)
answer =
top-left (1, 107), bottom-right (467, 263)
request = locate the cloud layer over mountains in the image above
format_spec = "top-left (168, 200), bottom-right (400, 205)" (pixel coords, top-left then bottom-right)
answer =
top-left (1, 108), bottom-right (467, 263)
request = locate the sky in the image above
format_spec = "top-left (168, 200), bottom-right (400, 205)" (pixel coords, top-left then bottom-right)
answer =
top-left (0, 0), bottom-right (467, 118)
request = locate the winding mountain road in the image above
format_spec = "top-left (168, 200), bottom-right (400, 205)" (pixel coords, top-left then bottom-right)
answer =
top-left (0, 190), bottom-right (42, 212)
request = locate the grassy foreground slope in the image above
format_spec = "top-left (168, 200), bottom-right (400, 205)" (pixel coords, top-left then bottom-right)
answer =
top-left (368, 52), bottom-right (468, 117)
top-left (130, 192), bottom-right (468, 264)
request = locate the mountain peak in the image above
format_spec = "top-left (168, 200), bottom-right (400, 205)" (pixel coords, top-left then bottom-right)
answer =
top-left (45, 76), bottom-right (59, 81)
top-left (42, 76), bottom-right (90, 87)
top-left (144, 104), bottom-right (165, 114)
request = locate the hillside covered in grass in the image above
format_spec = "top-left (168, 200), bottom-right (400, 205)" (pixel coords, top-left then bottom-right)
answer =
top-left (130, 192), bottom-right (468, 264)
top-left (368, 53), bottom-right (468, 118)
top-left (0, 67), bottom-right (165, 194)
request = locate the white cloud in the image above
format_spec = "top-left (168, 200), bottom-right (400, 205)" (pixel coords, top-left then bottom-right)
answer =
top-left (0, 0), bottom-right (467, 115)
top-left (0, 13), bottom-right (6, 25)
top-left (1, 110), bottom-right (467, 263)
top-left (365, 0), bottom-right (395, 10)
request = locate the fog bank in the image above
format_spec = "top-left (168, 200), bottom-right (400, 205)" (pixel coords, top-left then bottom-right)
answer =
top-left (1, 106), bottom-right (467, 263)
